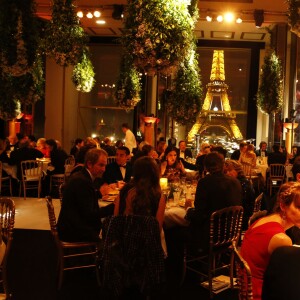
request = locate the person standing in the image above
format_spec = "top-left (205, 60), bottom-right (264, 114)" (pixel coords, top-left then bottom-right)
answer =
top-left (57, 148), bottom-right (114, 242)
top-left (121, 123), bottom-right (137, 154)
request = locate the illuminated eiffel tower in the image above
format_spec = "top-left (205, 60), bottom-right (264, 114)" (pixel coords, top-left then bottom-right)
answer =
top-left (188, 50), bottom-right (243, 143)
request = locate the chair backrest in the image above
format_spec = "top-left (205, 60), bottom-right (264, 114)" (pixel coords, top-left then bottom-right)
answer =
top-left (253, 192), bottom-right (263, 214)
top-left (0, 198), bottom-right (15, 245)
top-left (209, 206), bottom-right (244, 251)
top-left (21, 160), bottom-right (43, 180)
top-left (107, 156), bottom-right (116, 164)
top-left (64, 155), bottom-right (75, 177)
top-left (269, 164), bottom-right (285, 179)
top-left (241, 164), bottom-right (252, 177)
top-left (101, 215), bottom-right (165, 297)
top-left (45, 196), bottom-right (58, 236)
top-left (233, 242), bottom-right (253, 300)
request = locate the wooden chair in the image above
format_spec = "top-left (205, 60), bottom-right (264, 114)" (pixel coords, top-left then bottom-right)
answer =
top-left (107, 156), bottom-right (116, 164)
top-left (20, 160), bottom-right (44, 199)
top-left (100, 215), bottom-right (165, 298)
top-left (185, 206), bottom-right (244, 299)
top-left (0, 163), bottom-right (12, 196)
top-left (64, 155), bottom-right (75, 179)
top-left (267, 164), bottom-right (286, 196)
top-left (253, 192), bottom-right (263, 214)
top-left (0, 198), bottom-right (15, 299)
top-left (233, 241), bottom-right (253, 300)
top-left (50, 174), bottom-right (65, 198)
top-left (45, 196), bottom-right (100, 289)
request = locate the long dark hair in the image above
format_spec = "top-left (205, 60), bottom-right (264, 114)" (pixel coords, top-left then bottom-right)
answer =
top-left (119, 156), bottom-right (161, 216)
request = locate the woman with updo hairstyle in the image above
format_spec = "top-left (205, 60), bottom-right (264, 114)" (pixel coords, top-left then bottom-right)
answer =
top-left (240, 182), bottom-right (300, 300)
top-left (114, 156), bottom-right (165, 230)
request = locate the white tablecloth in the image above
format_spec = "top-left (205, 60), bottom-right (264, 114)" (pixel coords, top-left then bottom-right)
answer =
top-left (164, 206), bottom-right (190, 229)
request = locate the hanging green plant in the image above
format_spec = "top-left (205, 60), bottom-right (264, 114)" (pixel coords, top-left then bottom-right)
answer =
top-left (114, 54), bottom-right (142, 111)
top-left (0, 54), bottom-right (44, 119)
top-left (256, 51), bottom-right (283, 114)
top-left (42, 0), bottom-right (88, 67)
top-left (0, 0), bottom-right (39, 76)
top-left (166, 45), bottom-right (202, 125)
top-left (123, 0), bottom-right (194, 75)
top-left (72, 47), bottom-right (95, 93)
top-left (287, 0), bottom-right (300, 37)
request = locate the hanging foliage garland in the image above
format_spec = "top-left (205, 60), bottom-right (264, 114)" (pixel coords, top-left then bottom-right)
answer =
top-left (0, 0), bottom-right (39, 76)
top-left (256, 51), bottom-right (283, 115)
top-left (42, 0), bottom-right (88, 67)
top-left (122, 0), bottom-right (194, 75)
top-left (114, 54), bottom-right (142, 111)
top-left (72, 47), bottom-right (95, 93)
top-left (0, 54), bottom-right (45, 119)
top-left (166, 46), bottom-right (203, 125)
top-left (287, 0), bottom-right (300, 37)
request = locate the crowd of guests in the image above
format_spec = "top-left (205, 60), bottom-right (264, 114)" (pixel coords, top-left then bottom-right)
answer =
top-left (6, 128), bottom-right (300, 298)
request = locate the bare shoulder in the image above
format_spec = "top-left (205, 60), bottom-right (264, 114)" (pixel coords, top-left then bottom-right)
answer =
top-left (268, 233), bottom-right (292, 254)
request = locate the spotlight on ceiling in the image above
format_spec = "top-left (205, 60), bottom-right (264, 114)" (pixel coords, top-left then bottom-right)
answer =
top-left (254, 9), bottom-right (264, 28)
top-left (112, 5), bottom-right (124, 20)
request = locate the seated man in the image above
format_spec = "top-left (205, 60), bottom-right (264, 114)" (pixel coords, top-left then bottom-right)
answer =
top-left (185, 152), bottom-right (242, 252)
top-left (102, 146), bottom-right (133, 185)
top-left (262, 246), bottom-right (300, 300)
top-left (178, 140), bottom-right (192, 160)
top-left (57, 148), bottom-right (114, 242)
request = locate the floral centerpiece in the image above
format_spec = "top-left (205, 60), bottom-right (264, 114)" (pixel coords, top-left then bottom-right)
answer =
top-left (122, 0), bottom-right (194, 75)
top-left (256, 51), bottom-right (283, 115)
top-left (72, 47), bottom-right (95, 93)
top-left (287, 0), bottom-right (300, 37)
top-left (42, 0), bottom-right (87, 67)
top-left (114, 54), bottom-right (142, 111)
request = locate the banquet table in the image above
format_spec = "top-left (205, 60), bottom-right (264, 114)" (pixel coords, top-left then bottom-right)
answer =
top-left (164, 206), bottom-right (190, 229)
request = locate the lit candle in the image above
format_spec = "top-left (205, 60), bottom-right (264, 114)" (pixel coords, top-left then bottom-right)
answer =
top-left (160, 178), bottom-right (168, 190)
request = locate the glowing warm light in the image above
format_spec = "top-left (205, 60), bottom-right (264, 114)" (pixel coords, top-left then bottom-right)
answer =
top-left (93, 11), bottom-right (101, 17)
top-left (224, 12), bottom-right (234, 22)
top-left (91, 133), bottom-right (97, 138)
top-left (110, 136), bottom-right (115, 142)
top-left (216, 15), bottom-right (223, 22)
top-left (213, 106), bottom-right (219, 111)
top-left (206, 15), bottom-right (212, 22)
top-left (96, 20), bottom-right (106, 24)
top-left (236, 17), bottom-right (242, 24)
top-left (77, 11), bottom-right (83, 18)
top-left (86, 12), bottom-right (93, 18)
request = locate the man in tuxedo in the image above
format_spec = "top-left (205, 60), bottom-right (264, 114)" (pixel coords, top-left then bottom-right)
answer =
top-left (185, 152), bottom-right (242, 252)
top-left (262, 246), bottom-right (300, 300)
top-left (268, 144), bottom-right (286, 165)
top-left (102, 146), bottom-right (133, 184)
top-left (255, 141), bottom-right (269, 157)
top-left (178, 140), bottom-right (193, 160)
top-left (57, 148), bottom-right (114, 242)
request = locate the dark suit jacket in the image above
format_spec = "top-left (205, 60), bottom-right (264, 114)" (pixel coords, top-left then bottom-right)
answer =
top-left (255, 149), bottom-right (269, 157)
top-left (179, 148), bottom-right (193, 159)
top-left (102, 161), bottom-right (133, 184)
top-left (262, 246), bottom-right (300, 300)
top-left (185, 171), bottom-right (242, 250)
top-left (57, 168), bottom-right (113, 242)
top-left (268, 151), bottom-right (286, 165)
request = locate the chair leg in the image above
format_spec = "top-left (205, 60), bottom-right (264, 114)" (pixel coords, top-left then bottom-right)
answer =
top-left (23, 181), bottom-right (26, 200)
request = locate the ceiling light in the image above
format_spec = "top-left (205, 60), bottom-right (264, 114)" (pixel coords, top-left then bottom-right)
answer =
top-left (86, 12), bottom-right (93, 19)
top-left (224, 12), bottom-right (234, 23)
top-left (93, 10), bottom-right (101, 18)
top-left (254, 9), bottom-right (264, 28)
top-left (216, 15), bottom-right (223, 22)
top-left (96, 20), bottom-right (106, 24)
top-left (77, 11), bottom-right (83, 18)
top-left (206, 15), bottom-right (212, 22)
top-left (236, 17), bottom-right (242, 24)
